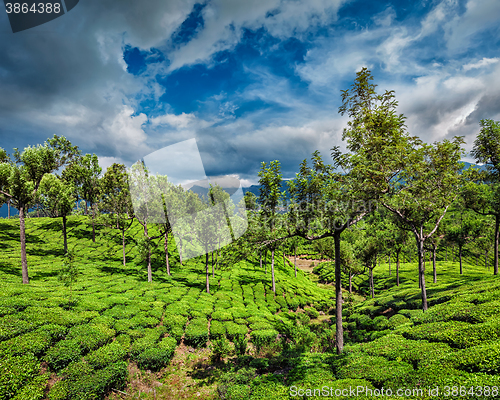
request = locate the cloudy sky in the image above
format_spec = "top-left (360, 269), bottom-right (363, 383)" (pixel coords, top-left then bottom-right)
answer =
top-left (1, 0), bottom-right (499, 187)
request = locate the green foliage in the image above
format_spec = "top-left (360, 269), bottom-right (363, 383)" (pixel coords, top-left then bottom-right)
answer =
top-left (211, 335), bottom-right (231, 362)
top-left (184, 318), bottom-right (209, 348)
top-left (250, 329), bottom-right (278, 352)
top-left (84, 340), bottom-right (128, 369)
top-left (136, 336), bottom-right (177, 371)
top-left (44, 339), bottom-right (82, 371)
top-left (0, 354), bottom-right (41, 400)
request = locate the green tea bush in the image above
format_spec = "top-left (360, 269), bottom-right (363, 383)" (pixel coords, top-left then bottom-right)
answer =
top-left (0, 316), bottom-right (37, 341)
top-left (211, 335), bottom-right (230, 362)
top-left (212, 310), bottom-right (233, 321)
top-left (372, 316), bottom-right (390, 331)
top-left (442, 342), bottom-right (500, 373)
top-left (11, 373), bottom-right (49, 400)
top-left (335, 352), bottom-right (413, 387)
top-left (387, 314), bottom-right (410, 330)
top-left (0, 354), bottom-right (40, 400)
top-left (21, 306), bottom-right (97, 327)
top-left (304, 306), bottom-right (319, 319)
top-left (44, 339), bottom-right (82, 371)
top-left (136, 337), bottom-right (177, 371)
top-left (234, 335), bottom-right (248, 356)
top-left (85, 340), bottom-right (128, 369)
top-left (224, 321), bottom-right (248, 340)
top-left (130, 327), bottom-right (167, 357)
top-left (184, 318), bottom-right (209, 348)
top-left (210, 320), bottom-right (226, 339)
top-left (67, 324), bottom-right (115, 352)
top-left (163, 313), bottom-right (188, 331)
top-left (250, 329), bottom-right (278, 352)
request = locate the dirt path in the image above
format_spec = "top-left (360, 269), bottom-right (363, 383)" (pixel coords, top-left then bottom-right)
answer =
top-left (286, 256), bottom-right (330, 273)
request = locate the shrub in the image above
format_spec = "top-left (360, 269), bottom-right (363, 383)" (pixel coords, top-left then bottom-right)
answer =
top-left (335, 352), bottom-right (413, 387)
top-left (211, 336), bottom-right (231, 362)
top-left (130, 327), bottom-right (166, 357)
top-left (304, 307), bottom-right (319, 319)
top-left (44, 339), bottom-right (82, 371)
top-left (234, 335), bottom-right (248, 356)
top-left (0, 324), bottom-right (65, 357)
top-left (136, 337), bottom-right (177, 371)
top-left (0, 316), bottom-right (36, 341)
top-left (67, 324), bottom-right (115, 352)
top-left (224, 321), bottom-right (248, 340)
top-left (85, 340), bottom-right (128, 369)
top-left (11, 373), bottom-right (49, 400)
top-left (163, 313), bottom-right (188, 331)
top-left (184, 318), bottom-right (209, 348)
top-left (212, 310), bottom-right (233, 321)
top-left (0, 354), bottom-right (40, 400)
top-left (372, 316), bottom-right (390, 331)
top-left (251, 329), bottom-right (278, 352)
top-left (388, 314), bottom-right (410, 330)
top-left (442, 342), bottom-right (500, 373)
top-left (210, 320), bottom-right (226, 339)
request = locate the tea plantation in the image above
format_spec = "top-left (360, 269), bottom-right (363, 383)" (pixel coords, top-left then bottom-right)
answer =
top-left (1, 216), bottom-right (500, 399)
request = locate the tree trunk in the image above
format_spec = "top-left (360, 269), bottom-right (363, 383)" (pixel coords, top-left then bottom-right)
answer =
top-left (122, 228), bottom-right (126, 267)
top-left (144, 224), bottom-right (152, 282)
top-left (416, 236), bottom-right (428, 311)
top-left (271, 249), bottom-right (276, 293)
top-left (91, 205), bottom-right (96, 243)
top-left (369, 267), bottom-right (374, 298)
top-left (164, 231), bottom-right (170, 275)
top-left (206, 251), bottom-right (210, 294)
top-left (396, 250), bottom-right (400, 286)
top-left (459, 245), bottom-right (463, 275)
top-left (62, 214), bottom-right (68, 254)
top-left (19, 206), bottom-right (29, 284)
top-left (334, 232), bottom-right (343, 354)
top-left (494, 216), bottom-right (499, 276)
top-left (433, 245), bottom-right (437, 284)
top-left (294, 247), bottom-right (297, 278)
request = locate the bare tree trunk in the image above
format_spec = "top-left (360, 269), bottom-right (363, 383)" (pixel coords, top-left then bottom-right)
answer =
top-left (62, 214), bottom-right (68, 254)
top-left (91, 205), bottom-right (96, 243)
top-left (20, 206), bottom-right (29, 284)
top-left (334, 232), bottom-right (343, 354)
top-left (122, 228), bottom-right (126, 267)
top-left (144, 224), bottom-right (152, 282)
top-left (369, 267), bottom-right (374, 298)
top-left (164, 231), bottom-right (170, 275)
top-left (294, 247), bottom-right (297, 278)
top-left (417, 237), bottom-right (428, 311)
top-left (494, 216), bottom-right (499, 276)
top-left (271, 249), bottom-right (276, 293)
top-left (459, 245), bottom-right (463, 275)
top-left (206, 251), bottom-right (210, 294)
top-left (396, 250), bottom-right (400, 286)
top-left (433, 245), bottom-right (437, 284)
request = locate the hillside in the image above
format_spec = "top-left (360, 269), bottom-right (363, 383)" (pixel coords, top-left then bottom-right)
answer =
top-left (1, 216), bottom-right (500, 399)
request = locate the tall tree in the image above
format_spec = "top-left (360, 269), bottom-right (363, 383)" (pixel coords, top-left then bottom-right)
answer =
top-left (467, 119), bottom-right (500, 275)
top-left (0, 136), bottom-right (79, 283)
top-left (98, 163), bottom-right (135, 267)
top-left (38, 174), bottom-right (75, 253)
top-left (258, 160), bottom-right (284, 294)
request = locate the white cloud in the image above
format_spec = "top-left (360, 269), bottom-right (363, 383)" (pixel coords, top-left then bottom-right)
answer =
top-left (463, 57), bottom-right (500, 71)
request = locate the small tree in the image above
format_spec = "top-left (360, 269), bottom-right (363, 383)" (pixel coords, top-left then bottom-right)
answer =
top-left (59, 249), bottom-right (79, 303)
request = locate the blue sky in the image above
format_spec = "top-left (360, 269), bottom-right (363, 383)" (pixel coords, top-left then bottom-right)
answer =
top-left (1, 0), bottom-right (500, 190)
